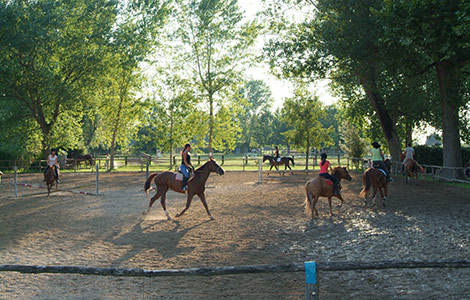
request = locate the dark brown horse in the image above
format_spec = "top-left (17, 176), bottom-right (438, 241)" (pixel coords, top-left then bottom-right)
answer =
top-left (263, 155), bottom-right (295, 174)
top-left (143, 158), bottom-right (224, 220)
top-left (304, 167), bottom-right (352, 217)
top-left (360, 166), bottom-right (389, 208)
top-left (404, 159), bottom-right (424, 184)
top-left (45, 166), bottom-right (58, 197)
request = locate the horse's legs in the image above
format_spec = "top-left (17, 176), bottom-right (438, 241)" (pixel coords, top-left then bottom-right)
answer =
top-left (143, 188), bottom-right (162, 215)
top-left (159, 188), bottom-right (171, 220)
top-left (313, 196), bottom-right (319, 217)
top-left (197, 193), bottom-right (214, 220)
top-left (175, 193), bottom-right (195, 218)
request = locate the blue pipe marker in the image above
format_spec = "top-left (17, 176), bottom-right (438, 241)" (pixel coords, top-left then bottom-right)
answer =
top-left (304, 261), bottom-right (317, 284)
top-left (305, 261), bottom-right (319, 300)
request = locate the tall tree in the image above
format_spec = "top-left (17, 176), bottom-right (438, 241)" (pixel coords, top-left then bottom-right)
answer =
top-left (380, 0), bottom-right (470, 178)
top-left (281, 85), bottom-right (333, 169)
top-left (176, 0), bottom-right (259, 154)
top-left (264, 0), bottom-right (404, 162)
top-left (0, 0), bottom-right (119, 157)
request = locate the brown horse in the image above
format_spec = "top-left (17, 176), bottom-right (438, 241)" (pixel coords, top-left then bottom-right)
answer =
top-left (263, 155), bottom-right (295, 174)
top-left (143, 158), bottom-right (224, 220)
top-left (304, 167), bottom-right (352, 217)
top-left (359, 166), bottom-right (389, 208)
top-left (404, 159), bottom-right (424, 184)
top-left (45, 166), bottom-right (58, 197)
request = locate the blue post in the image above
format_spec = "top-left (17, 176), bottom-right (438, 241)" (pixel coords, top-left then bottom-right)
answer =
top-left (305, 261), bottom-right (319, 300)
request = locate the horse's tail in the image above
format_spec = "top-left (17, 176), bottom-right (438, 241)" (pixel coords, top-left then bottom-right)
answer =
top-left (359, 171), bottom-right (371, 198)
top-left (289, 157), bottom-right (295, 166)
top-left (304, 181), bottom-right (314, 218)
top-left (144, 173), bottom-right (159, 196)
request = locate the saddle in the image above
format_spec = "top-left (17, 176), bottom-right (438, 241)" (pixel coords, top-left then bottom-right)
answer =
top-left (321, 178), bottom-right (334, 186)
top-left (372, 164), bottom-right (388, 177)
top-left (175, 169), bottom-right (194, 181)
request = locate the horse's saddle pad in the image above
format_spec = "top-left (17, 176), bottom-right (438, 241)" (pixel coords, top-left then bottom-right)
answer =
top-left (175, 172), bottom-right (194, 181)
top-left (321, 178), bottom-right (333, 186)
top-left (375, 168), bottom-right (387, 177)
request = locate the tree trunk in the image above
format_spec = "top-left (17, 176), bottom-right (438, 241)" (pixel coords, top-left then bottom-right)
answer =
top-left (110, 95), bottom-right (124, 170)
top-left (209, 93), bottom-right (214, 156)
top-left (169, 118), bottom-right (174, 169)
top-left (405, 121), bottom-right (412, 146)
top-left (360, 70), bottom-right (402, 163)
top-left (305, 141), bottom-right (310, 170)
top-left (435, 62), bottom-right (463, 179)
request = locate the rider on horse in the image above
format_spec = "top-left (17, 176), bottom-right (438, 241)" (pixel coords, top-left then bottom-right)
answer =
top-left (401, 143), bottom-right (415, 174)
top-left (180, 143), bottom-right (194, 191)
top-left (274, 146), bottom-right (280, 162)
top-left (319, 153), bottom-right (340, 195)
top-left (371, 142), bottom-right (392, 182)
top-left (44, 148), bottom-right (60, 183)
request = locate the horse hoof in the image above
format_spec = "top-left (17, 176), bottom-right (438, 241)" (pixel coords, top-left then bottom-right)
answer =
top-left (167, 216), bottom-right (172, 220)
top-left (142, 211), bottom-right (148, 216)
top-left (175, 213), bottom-right (180, 218)
top-left (210, 216), bottom-right (215, 220)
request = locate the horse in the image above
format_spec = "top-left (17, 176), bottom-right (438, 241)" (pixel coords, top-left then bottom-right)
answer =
top-left (262, 155), bottom-right (295, 174)
top-left (304, 167), bottom-right (352, 217)
top-left (359, 164), bottom-right (390, 208)
top-left (404, 159), bottom-right (424, 184)
top-left (45, 166), bottom-right (58, 197)
top-left (143, 158), bottom-right (224, 220)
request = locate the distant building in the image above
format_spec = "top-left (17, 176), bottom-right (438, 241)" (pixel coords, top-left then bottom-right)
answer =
top-left (425, 134), bottom-right (442, 146)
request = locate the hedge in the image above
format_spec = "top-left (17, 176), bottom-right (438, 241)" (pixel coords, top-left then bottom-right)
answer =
top-left (414, 145), bottom-right (470, 166)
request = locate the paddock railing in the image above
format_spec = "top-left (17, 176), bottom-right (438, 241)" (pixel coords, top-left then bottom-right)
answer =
top-left (1, 260), bottom-right (469, 300)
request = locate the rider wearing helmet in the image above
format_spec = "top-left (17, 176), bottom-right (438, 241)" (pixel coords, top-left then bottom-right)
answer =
top-left (319, 153), bottom-right (340, 195)
top-left (371, 142), bottom-right (392, 182)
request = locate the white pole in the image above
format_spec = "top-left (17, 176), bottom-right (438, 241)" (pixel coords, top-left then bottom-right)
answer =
top-left (95, 163), bottom-right (99, 195)
top-left (14, 166), bottom-right (18, 197)
top-left (258, 158), bottom-right (262, 184)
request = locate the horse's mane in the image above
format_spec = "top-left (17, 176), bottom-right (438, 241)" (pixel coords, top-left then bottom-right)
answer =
top-left (195, 159), bottom-right (215, 172)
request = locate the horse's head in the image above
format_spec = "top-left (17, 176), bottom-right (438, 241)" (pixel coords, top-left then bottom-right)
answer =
top-left (262, 155), bottom-right (270, 162)
top-left (205, 158), bottom-right (224, 175)
top-left (334, 167), bottom-right (352, 181)
top-left (384, 159), bottom-right (392, 172)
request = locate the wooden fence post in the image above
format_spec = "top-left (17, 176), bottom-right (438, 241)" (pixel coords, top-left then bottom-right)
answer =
top-left (95, 164), bottom-right (99, 195)
top-left (305, 261), bottom-right (319, 300)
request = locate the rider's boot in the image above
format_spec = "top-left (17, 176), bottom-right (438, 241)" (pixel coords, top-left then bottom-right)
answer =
top-left (182, 176), bottom-right (188, 192)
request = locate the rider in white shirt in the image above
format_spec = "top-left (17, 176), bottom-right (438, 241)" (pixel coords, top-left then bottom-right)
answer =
top-left (402, 143), bottom-right (415, 174)
top-left (44, 148), bottom-right (60, 183)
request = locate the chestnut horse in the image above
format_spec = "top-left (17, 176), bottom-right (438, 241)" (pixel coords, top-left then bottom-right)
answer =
top-left (304, 167), bottom-right (352, 217)
top-left (45, 166), bottom-right (58, 197)
top-left (360, 166), bottom-right (389, 208)
top-left (404, 159), bottom-right (424, 184)
top-left (143, 159), bottom-right (224, 220)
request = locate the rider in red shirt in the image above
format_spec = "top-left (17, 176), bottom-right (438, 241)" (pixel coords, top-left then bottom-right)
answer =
top-left (319, 153), bottom-right (340, 195)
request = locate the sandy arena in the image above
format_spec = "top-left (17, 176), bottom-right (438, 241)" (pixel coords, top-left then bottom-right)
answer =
top-left (0, 170), bottom-right (469, 299)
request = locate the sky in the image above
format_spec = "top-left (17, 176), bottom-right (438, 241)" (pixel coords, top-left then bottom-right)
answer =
top-left (238, 0), bottom-right (339, 110)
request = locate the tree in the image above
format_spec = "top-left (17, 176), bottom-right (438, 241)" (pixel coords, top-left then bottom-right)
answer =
top-left (340, 122), bottom-right (368, 168)
top-left (281, 85), bottom-right (333, 169)
top-left (176, 0), bottom-right (260, 154)
top-left (0, 0), bottom-right (119, 157)
top-left (264, 0), bottom-right (404, 162)
top-left (380, 0), bottom-right (470, 178)
top-left (237, 80), bottom-right (274, 152)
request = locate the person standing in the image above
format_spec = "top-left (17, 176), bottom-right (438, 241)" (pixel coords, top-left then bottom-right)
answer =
top-left (180, 143), bottom-right (194, 192)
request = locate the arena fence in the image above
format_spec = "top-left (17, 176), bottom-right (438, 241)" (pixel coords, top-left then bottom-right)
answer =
top-left (10, 165), bottom-right (99, 197)
top-left (1, 260), bottom-right (469, 299)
